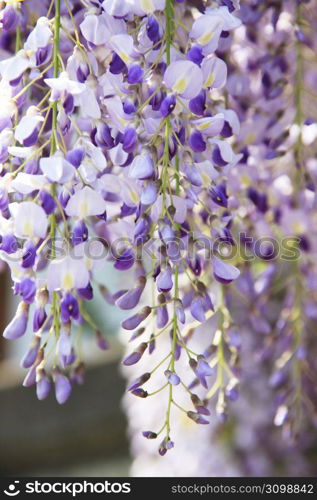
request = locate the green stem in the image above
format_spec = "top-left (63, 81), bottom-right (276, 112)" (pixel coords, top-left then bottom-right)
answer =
top-left (15, 24), bottom-right (21, 52)
top-left (294, 2), bottom-right (304, 187)
top-left (150, 352), bottom-right (172, 376)
top-left (172, 399), bottom-right (187, 413)
top-left (291, 7), bottom-right (305, 434)
top-left (291, 254), bottom-right (304, 431)
top-left (161, 0), bottom-right (174, 199)
top-left (165, 0), bottom-right (173, 66)
top-left (171, 267), bottom-right (179, 372)
top-left (50, 0), bottom-right (61, 257)
top-left (164, 0), bottom-right (175, 438)
top-left (51, 0), bottom-right (61, 155)
top-left (148, 383), bottom-right (169, 397)
top-left (166, 249), bottom-right (179, 436)
top-left (175, 153), bottom-right (180, 195)
top-left (50, 0), bottom-right (61, 343)
top-left (162, 118), bottom-right (171, 196)
top-left (217, 327), bottom-right (225, 389)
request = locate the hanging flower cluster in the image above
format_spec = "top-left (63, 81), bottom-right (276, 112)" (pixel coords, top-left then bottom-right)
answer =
top-left (224, 0), bottom-right (317, 441)
top-left (123, 315), bottom-right (314, 476)
top-left (122, 0), bottom-right (317, 464)
top-left (1, 0), bottom-right (316, 460)
top-left (0, 0), bottom-right (243, 449)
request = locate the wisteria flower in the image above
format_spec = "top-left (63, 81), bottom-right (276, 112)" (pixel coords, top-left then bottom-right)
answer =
top-left (164, 61), bottom-right (203, 99)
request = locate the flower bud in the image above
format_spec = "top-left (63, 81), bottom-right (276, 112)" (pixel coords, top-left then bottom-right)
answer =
top-left (187, 411), bottom-right (209, 425)
top-left (121, 306), bottom-right (151, 330)
top-left (33, 307), bottom-right (47, 332)
top-left (116, 277), bottom-right (146, 310)
top-left (149, 333), bottom-right (156, 354)
top-left (96, 331), bottom-right (109, 350)
top-left (20, 335), bottom-right (41, 369)
top-left (164, 370), bottom-right (180, 386)
top-left (191, 394), bottom-right (210, 416)
top-left (23, 365), bottom-right (37, 388)
top-left (3, 302), bottom-right (29, 340)
top-left (123, 342), bottom-right (147, 366)
top-left (142, 431), bottom-right (157, 439)
top-left (128, 373), bottom-right (151, 391)
top-left (54, 371), bottom-right (72, 405)
top-left (36, 369), bottom-right (51, 401)
top-left (129, 327), bottom-right (145, 342)
top-left (131, 388), bottom-right (148, 398)
top-left (158, 437), bottom-right (174, 456)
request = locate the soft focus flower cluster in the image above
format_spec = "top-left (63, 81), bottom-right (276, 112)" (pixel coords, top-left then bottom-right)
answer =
top-left (224, 0), bottom-right (317, 447)
top-left (0, 0), bottom-right (316, 467)
top-left (121, 0), bottom-right (317, 472)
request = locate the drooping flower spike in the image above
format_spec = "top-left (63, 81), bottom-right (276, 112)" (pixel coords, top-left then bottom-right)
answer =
top-left (2, 0), bottom-right (315, 461)
top-left (0, 0), bottom-right (242, 450)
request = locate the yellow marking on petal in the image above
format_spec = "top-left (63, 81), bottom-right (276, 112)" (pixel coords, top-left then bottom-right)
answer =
top-left (204, 73), bottom-right (215, 88)
top-left (23, 221), bottom-right (33, 236)
top-left (118, 116), bottom-right (129, 127)
top-left (173, 78), bottom-right (187, 94)
top-left (79, 201), bottom-right (89, 218)
top-left (246, 132), bottom-right (257, 144)
top-left (198, 32), bottom-right (213, 46)
top-left (62, 273), bottom-right (74, 290)
top-left (118, 51), bottom-right (130, 64)
top-left (130, 189), bottom-right (139, 205)
top-left (241, 175), bottom-right (251, 187)
top-left (140, 0), bottom-right (154, 13)
top-left (202, 173), bottom-right (210, 185)
top-left (197, 121), bottom-right (212, 131)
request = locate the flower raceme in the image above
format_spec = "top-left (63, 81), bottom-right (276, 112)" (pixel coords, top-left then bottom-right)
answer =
top-left (0, 0), bottom-right (246, 453)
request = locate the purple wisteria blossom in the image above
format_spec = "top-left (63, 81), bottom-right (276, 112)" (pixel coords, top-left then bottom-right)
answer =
top-left (0, 0), bottom-right (316, 467)
top-left (0, 0), bottom-right (256, 449)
